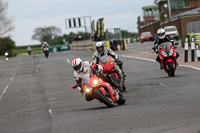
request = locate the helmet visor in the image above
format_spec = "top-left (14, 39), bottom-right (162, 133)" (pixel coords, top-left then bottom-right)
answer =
top-left (158, 33), bottom-right (164, 37)
top-left (73, 62), bottom-right (82, 71)
top-left (97, 47), bottom-right (103, 51)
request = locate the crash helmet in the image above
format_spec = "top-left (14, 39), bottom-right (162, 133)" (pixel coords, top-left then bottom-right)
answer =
top-left (157, 28), bottom-right (166, 39)
top-left (44, 42), bottom-right (47, 45)
top-left (72, 58), bottom-right (83, 73)
top-left (96, 42), bottom-right (105, 55)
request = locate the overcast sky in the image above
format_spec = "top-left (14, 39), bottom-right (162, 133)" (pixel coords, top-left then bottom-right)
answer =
top-left (5, 0), bottom-right (155, 46)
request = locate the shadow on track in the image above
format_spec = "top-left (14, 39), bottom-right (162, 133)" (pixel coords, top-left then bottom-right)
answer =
top-left (73, 104), bottom-right (127, 112)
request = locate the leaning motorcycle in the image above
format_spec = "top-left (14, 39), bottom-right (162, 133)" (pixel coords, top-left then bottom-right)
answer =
top-left (154, 42), bottom-right (178, 77)
top-left (72, 70), bottom-right (126, 107)
top-left (43, 47), bottom-right (49, 58)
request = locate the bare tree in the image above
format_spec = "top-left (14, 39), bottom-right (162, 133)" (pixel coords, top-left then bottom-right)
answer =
top-left (32, 26), bottom-right (61, 44)
top-left (0, 0), bottom-right (14, 36)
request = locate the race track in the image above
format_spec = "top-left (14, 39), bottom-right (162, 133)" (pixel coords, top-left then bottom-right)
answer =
top-left (1, 43), bottom-right (200, 133)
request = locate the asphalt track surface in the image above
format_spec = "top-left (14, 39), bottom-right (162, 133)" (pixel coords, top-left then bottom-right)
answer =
top-left (1, 42), bottom-right (200, 133)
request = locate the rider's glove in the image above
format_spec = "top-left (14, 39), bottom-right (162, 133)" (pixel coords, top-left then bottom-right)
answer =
top-left (97, 64), bottom-right (103, 71)
top-left (155, 50), bottom-right (159, 54)
top-left (97, 70), bottom-right (103, 77)
top-left (72, 84), bottom-right (77, 89)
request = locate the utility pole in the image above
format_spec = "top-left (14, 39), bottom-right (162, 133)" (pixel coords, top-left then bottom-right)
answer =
top-left (167, 0), bottom-right (171, 19)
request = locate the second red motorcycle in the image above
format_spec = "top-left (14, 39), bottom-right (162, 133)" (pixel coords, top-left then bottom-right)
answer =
top-left (158, 42), bottom-right (178, 77)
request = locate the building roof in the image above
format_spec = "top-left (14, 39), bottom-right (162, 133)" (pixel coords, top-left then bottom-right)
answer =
top-left (142, 5), bottom-right (158, 9)
top-left (171, 8), bottom-right (200, 20)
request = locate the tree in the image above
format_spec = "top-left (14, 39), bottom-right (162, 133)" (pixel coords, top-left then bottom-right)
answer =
top-left (63, 32), bottom-right (76, 44)
top-left (121, 30), bottom-right (138, 38)
top-left (0, 0), bottom-right (14, 36)
top-left (0, 37), bottom-right (16, 56)
top-left (32, 26), bottom-right (61, 44)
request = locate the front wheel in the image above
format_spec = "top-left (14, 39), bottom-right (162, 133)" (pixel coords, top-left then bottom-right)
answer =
top-left (167, 62), bottom-right (175, 77)
top-left (116, 93), bottom-right (126, 105)
top-left (45, 52), bottom-right (49, 58)
top-left (94, 89), bottom-right (114, 107)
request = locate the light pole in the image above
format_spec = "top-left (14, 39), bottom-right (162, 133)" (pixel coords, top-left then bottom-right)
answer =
top-left (167, 0), bottom-right (171, 19)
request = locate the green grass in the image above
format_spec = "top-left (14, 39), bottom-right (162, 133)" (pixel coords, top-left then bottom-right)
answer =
top-left (14, 46), bottom-right (43, 55)
top-left (0, 55), bottom-right (5, 59)
top-left (14, 44), bottom-right (70, 55)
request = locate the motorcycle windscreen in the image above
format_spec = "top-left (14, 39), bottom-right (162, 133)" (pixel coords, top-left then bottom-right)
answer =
top-left (159, 42), bottom-right (172, 52)
top-left (99, 54), bottom-right (109, 64)
top-left (99, 55), bottom-right (115, 73)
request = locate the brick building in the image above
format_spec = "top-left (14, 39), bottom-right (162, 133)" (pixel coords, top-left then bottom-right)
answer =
top-left (137, 0), bottom-right (200, 38)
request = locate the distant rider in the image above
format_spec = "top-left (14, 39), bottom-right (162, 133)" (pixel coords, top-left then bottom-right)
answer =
top-left (42, 42), bottom-right (50, 49)
top-left (153, 28), bottom-right (179, 69)
top-left (92, 42), bottom-right (126, 91)
top-left (27, 46), bottom-right (32, 56)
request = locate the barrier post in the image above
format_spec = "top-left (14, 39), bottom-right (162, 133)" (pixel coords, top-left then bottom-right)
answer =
top-left (196, 44), bottom-right (200, 61)
top-left (191, 36), bottom-right (195, 62)
top-left (184, 35), bottom-right (188, 62)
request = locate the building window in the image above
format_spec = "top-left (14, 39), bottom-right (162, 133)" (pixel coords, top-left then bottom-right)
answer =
top-left (183, 0), bottom-right (190, 8)
top-left (154, 8), bottom-right (159, 15)
top-left (149, 9), bottom-right (152, 16)
top-left (145, 9), bottom-right (149, 16)
top-left (145, 9), bottom-right (153, 16)
top-left (170, 0), bottom-right (190, 9)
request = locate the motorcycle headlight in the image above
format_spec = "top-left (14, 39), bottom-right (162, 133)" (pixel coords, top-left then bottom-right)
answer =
top-left (93, 80), bottom-right (98, 85)
top-left (161, 51), bottom-right (167, 57)
top-left (5, 52), bottom-right (8, 56)
top-left (169, 49), bottom-right (173, 56)
top-left (86, 88), bottom-right (91, 92)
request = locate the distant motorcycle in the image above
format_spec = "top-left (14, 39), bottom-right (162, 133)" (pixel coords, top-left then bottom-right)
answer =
top-left (5, 52), bottom-right (9, 60)
top-left (43, 47), bottom-right (49, 58)
top-left (153, 42), bottom-right (178, 77)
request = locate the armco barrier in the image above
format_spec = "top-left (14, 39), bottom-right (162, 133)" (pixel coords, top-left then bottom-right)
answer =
top-left (50, 45), bottom-right (70, 53)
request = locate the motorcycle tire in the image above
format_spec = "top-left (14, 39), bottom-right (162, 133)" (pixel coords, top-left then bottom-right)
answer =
top-left (116, 93), bottom-right (126, 105)
top-left (122, 85), bottom-right (126, 92)
top-left (45, 53), bottom-right (49, 58)
top-left (94, 89), bottom-right (114, 107)
top-left (167, 62), bottom-right (175, 77)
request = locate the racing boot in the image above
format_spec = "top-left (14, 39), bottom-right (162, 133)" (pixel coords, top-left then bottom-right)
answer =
top-left (122, 71), bottom-right (127, 77)
top-left (160, 63), bottom-right (163, 69)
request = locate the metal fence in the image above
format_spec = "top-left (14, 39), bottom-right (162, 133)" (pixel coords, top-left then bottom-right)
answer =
top-left (187, 21), bottom-right (200, 33)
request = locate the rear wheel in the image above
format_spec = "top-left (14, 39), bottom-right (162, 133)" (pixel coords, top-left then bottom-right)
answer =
top-left (122, 85), bottom-right (126, 92)
top-left (167, 62), bottom-right (175, 77)
top-left (94, 89), bottom-right (114, 107)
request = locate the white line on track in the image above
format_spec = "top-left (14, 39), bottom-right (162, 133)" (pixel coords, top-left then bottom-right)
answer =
top-left (121, 54), bottom-right (200, 71)
top-left (66, 59), bottom-right (70, 64)
top-left (48, 109), bottom-right (53, 115)
top-left (159, 83), bottom-right (172, 89)
top-left (0, 73), bottom-right (16, 101)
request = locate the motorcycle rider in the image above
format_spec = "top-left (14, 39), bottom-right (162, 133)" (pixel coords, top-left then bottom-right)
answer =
top-left (153, 28), bottom-right (179, 69)
top-left (41, 42), bottom-right (50, 49)
top-left (72, 58), bottom-right (94, 101)
top-left (92, 41), bottom-right (126, 91)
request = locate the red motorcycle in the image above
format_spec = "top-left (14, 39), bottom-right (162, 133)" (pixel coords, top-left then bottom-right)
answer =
top-left (43, 47), bottom-right (49, 58)
top-left (157, 42), bottom-right (178, 77)
top-left (97, 54), bottom-right (126, 92)
top-left (72, 56), bottom-right (126, 107)
top-left (85, 71), bottom-right (125, 107)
